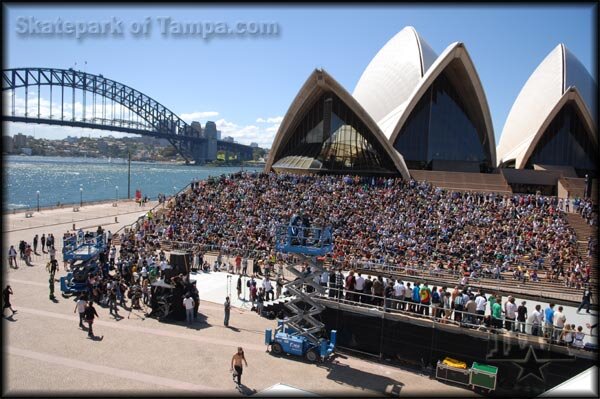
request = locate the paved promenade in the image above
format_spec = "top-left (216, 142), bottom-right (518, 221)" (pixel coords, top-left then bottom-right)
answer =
top-left (2, 202), bottom-right (474, 396)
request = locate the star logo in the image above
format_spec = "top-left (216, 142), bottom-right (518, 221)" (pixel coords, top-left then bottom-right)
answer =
top-left (511, 346), bottom-right (552, 382)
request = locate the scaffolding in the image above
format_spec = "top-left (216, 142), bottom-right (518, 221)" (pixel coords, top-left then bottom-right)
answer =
top-left (274, 223), bottom-right (333, 344)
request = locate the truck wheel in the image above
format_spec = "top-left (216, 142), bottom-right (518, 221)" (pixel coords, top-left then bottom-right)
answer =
top-left (305, 349), bottom-right (319, 362)
top-left (271, 343), bottom-right (284, 355)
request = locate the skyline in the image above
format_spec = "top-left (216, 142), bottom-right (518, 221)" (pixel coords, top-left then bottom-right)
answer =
top-left (4, 4), bottom-right (597, 149)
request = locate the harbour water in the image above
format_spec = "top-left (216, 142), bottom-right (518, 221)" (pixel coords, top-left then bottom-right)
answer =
top-left (4, 155), bottom-right (262, 211)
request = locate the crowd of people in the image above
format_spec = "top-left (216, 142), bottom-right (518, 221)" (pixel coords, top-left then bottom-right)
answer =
top-left (311, 268), bottom-right (594, 346)
top-left (134, 172), bottom-right (594, 293)
top-left (5, 172), bottom-right (595, 348)
top-left (8, 233), bottom-right (58, 268)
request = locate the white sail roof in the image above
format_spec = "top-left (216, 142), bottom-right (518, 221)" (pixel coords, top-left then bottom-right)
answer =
top-left (353, 26), bottom-right (437, 137)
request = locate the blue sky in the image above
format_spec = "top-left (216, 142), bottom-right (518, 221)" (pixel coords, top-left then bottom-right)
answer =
top-left (4, 4), bottom-right (597, 148)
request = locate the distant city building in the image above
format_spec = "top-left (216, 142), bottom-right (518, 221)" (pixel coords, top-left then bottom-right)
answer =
top-left (3, 135), bottom-right (14, 153)
top-left (204, 121), bottom-right (218, 140)
top-left (13, 133), bottom-right (27, 148)
top-left (64, 136), bottom-right (79, 143)
top-left (223, 136), bottom-right (235, 143)
top-left (20, 147), bottom-right (33, 156)
top-left (191, 121), bottom-right (203, 137)
top-left (217, 130), bottom-right (222, 140)
top-left (250, 142), bottom-right (259, 148)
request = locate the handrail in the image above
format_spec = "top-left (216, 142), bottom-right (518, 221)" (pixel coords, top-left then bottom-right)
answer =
top-left (314, 286), bottom-right (598, 342)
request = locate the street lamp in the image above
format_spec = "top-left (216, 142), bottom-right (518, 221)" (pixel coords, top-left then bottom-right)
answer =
top-left (80, 187), bottom-right (83, 207)
top-left (115, 186), bottom-right (119, 202)
top-left (36, 190), bottom-right (40, 212)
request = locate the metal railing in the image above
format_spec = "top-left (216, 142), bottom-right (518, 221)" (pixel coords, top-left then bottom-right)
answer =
top-left (314, 286), bottom-right (597, 344)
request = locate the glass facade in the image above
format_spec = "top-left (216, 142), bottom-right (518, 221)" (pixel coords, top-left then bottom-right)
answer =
top-left (393, 71), bottom-right (491, 170)
top-left (273, 92), bottom-right (399, 175)
top-left (525, 102), bottom-right (597, 177)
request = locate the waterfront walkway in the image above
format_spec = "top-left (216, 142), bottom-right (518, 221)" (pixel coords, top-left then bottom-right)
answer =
top-left (2, 202), bottom-right (473, 396)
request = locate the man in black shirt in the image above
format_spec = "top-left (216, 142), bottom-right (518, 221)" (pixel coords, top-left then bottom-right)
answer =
top-left (517, 301), bottom-right (528, 333)
top-left (33, 234), bottom-right (39, 255)
top-left (363, 277), bottom-right (373, 304)
top-left (328, 270), bottom-right (336, 298)
top-left (577, 286), bottom-right (592, 314)
top-left (84, 301), bottom-right (99, 338)
top-left (3, 285), bottom-right (17, 316)
top-left (384, 280), bottom-right (394, 312)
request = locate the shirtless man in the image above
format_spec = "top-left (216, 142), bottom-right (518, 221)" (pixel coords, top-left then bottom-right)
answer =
top-left (230, 347), bottom-right (248, 386)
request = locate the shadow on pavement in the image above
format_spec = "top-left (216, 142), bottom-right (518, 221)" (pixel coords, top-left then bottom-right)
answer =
top-left (3, 315), bottom-right (17, 322)
top-left (266, 351), bottom-right (404, 395)
top-left (236, 383), bottom-right (257, 396)
top-left (321, 361), bottom-right (404, 395)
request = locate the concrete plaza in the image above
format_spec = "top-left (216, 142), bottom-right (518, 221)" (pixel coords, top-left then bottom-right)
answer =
top-left (2, 201), bottom-right (474, 396)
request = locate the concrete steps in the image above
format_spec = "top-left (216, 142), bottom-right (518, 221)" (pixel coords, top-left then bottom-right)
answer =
top-left (409, 170), bottom-right (513, 194)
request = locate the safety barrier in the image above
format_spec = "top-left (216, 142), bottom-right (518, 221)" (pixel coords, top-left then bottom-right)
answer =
top-left (314, 286), bottom-right (597, 344)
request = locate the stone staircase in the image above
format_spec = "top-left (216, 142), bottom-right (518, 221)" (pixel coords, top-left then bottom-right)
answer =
top-left (565, 212), bottom-right (598, 285)
top-left (409, 170), bottom-right (513, 194)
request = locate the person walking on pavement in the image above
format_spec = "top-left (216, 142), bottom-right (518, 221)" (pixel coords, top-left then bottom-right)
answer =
top-left (3, 285), bottom-right (17, 317)
top-left (236, 275), bottom-right (242, 299)
top-left (230, 347), bottom-right (248, 386)
top-left (84, 301), bottom-right (99, 338)
top-left (33, 234), bottom-right (39, 255)
top-left (224, 296), bottom-right (231, 327)
top-left (18, 240), bottom-right (26, 260)
top-left (48, 245), bottom-right (56, 264)
top-left (577, 285), bottom-right (592, 314)
top-left (41, 234), bottom-right (46, 253)
top-left (49, 274), bottom-right (56, 300)
top-left (8, 245), bottom-right (18, 269)
top-left (108, 286), bottom-right (120, 319)
top-left (24, 245), bottom-right (33, 266)
top-left (74, 295), bottom-right (86, 328)
top-left (183, 294), bottom-right (195, 325)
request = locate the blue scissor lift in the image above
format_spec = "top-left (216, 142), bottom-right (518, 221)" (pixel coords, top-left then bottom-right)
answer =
top-left (264, 218), bottom-right (337, 363)
top-left (60, 231), bottom-right (107, 297)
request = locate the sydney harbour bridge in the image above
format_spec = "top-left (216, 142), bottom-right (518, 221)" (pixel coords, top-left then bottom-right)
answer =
top-left (2, 67), bottom-right (254, 163)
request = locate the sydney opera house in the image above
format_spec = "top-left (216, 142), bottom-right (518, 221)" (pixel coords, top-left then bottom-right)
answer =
top-left (265, 27), bottom-right (597, 196)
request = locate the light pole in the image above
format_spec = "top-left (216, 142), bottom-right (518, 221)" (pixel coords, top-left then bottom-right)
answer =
top-left (115, 185), bottom-right (119, 202)
top-left (80, 187), bottom-right (83, 207)
top-left (36, 190), bottom-right (40, 212)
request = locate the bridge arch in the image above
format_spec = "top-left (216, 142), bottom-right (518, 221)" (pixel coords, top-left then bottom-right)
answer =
top-left (2, 67), bottom-right (242, 162)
